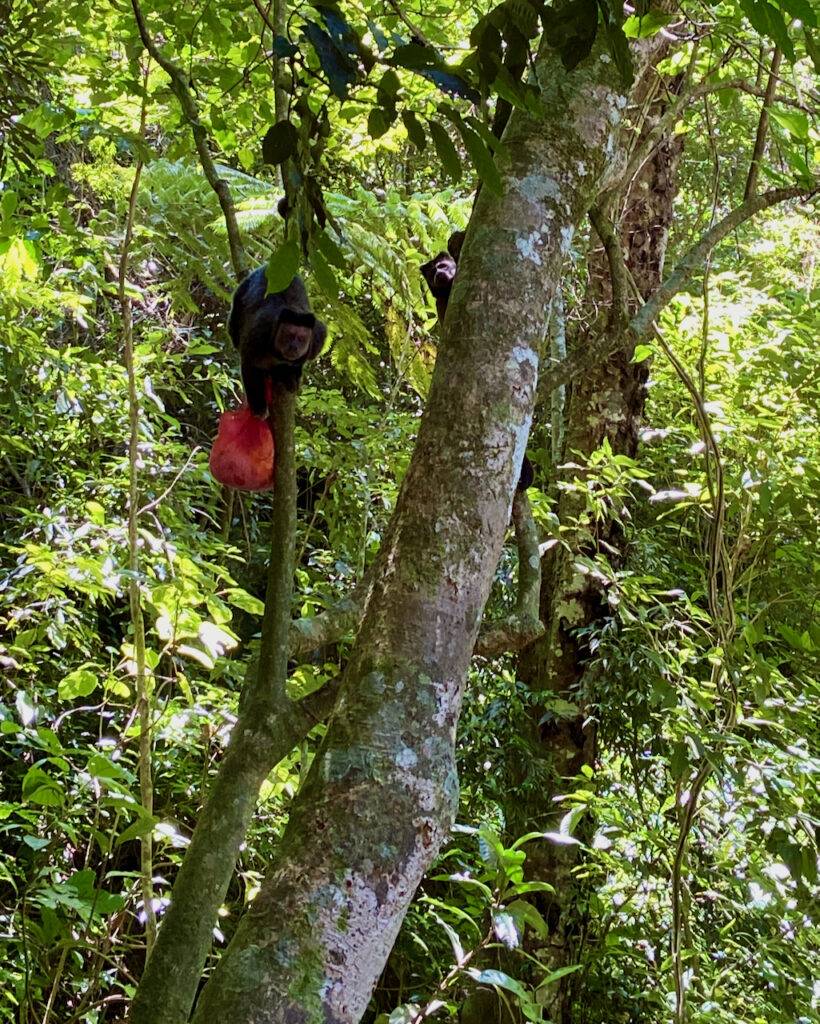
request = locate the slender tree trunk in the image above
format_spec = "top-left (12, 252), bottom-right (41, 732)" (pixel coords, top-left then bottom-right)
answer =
top-left (512, 83), bottom-right (685, 1024)
top-left (189, 41), bottom-right (640, 1024)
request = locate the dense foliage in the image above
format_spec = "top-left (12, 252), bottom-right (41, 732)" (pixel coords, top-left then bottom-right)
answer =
top-left (0, 1), bottom-right (817, 1022)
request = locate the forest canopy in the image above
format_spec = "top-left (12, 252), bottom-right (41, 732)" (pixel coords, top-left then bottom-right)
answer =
top-left (0, 1), bottom-right (818, 1023)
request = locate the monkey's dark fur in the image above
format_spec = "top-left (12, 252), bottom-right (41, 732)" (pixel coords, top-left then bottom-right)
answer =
top-left (419, 231), bottom-right (465, 324)
top-left (228, 268), bottom-right (327, 416)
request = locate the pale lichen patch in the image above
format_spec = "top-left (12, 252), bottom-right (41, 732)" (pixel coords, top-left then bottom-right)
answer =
top-left (516, 230), bottom-right (543, 265)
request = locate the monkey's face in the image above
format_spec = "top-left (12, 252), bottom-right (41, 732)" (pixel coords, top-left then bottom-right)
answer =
top-left (272, 322), bottom-right (314, 364)
top-left (420, 253), bottom-right (456, 297)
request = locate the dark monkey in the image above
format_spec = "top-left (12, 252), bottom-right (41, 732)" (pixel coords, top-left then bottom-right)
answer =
top-left (228, 268), bottom-right (327, 416)
top-left (419, 230), bottom-right (465, 324)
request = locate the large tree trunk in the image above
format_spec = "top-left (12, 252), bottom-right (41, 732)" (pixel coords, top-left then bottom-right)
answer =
top-left (186, 42), bottom-right (642, 1024)
top-left (512, 79), bottom-right (685, 1024)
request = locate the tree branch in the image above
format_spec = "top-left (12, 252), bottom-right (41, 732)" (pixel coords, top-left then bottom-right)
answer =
top-left (474, 490), bottom-right (545, 658)
top-left (617, 73), bottom-right (814, 198)
top-left (630, 186), bottom-right (814, 337)
top-left (589, 204), bottom-right (630, 333)
top-left (130, 0), bottom-right (248, 280)
top-left (131, 386), bottom-right (311, 1024)
top-left (744, 48), bottom-right (782, 201)
top-left (386, 0), bottom-right (432, 47)
top-left (539, 184), bottom-right (815, 399)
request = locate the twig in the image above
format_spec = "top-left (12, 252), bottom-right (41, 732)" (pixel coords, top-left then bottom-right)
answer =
top-left (744, 47), bottom-right (782, 201)
top-left (138, 447), bottom-right (200, 515)
top-left (130, 0), bottom-right (248, 280)
top-left (117, 66), bottom-right (157, 955)
top-left (386, 0), bottom-right (433, 48)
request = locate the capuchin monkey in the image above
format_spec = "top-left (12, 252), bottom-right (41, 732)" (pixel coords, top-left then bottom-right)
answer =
top-left (228, 268), bottom-right (327, 416)
top-left (419, 230), bottom-right (465, 325)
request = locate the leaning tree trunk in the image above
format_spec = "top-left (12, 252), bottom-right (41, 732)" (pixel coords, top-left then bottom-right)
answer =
top-left (512, 78), bottom-right (685, 1024)
top-left (184, 41), bottom-right (643, 1024)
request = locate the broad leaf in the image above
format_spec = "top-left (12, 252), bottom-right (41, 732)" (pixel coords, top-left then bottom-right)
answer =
top-left (266, 240), bottom-right (301, 293)
top-left (261, 121), bottom-right (299, 165)
top-left (429, 121), bottom-right (462, 182)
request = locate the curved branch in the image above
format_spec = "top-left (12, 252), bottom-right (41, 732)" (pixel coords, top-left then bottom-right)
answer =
top-left (744, 48), bottom-right (783, 201)
top-left (618, 74), bottom-right (815, 196)
top-left (629, 186), bottom-right (814, 337)
top-left (474, 490), bottom-right (545, 658)
top-left (539, 184), bottom-right (816, 398)
top-left (130, 0), bottom-right (248, 280)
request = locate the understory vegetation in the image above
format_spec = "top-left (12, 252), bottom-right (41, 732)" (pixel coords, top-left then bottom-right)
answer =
top-left (0, 1), bottom-right (817, 1022)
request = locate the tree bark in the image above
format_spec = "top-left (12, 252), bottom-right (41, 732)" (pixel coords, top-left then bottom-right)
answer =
top-left (189, 40), bottom-right (637, 1024)
top-left (512, 76), bottom-right (685, 1024)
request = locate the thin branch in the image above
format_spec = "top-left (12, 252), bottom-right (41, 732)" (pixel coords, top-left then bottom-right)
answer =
top-left (589, 204), bottom-right (630, 333)
top-left (130, 0), bottom-right (248, 280)
top-left (138, 448), bottom-right (200, 515)
top-left (744, 47), bottom-right (782, 201)
top-left (474, 490), bottom-right (545, 658)
top-left (630, 186), bottom-right (813, 337)
top-left (618, 73), bottom-right (814, 196)
top-left (386, 0), bottom-right (432, 48)
top-left (538, 185), bottom-right (815, 399)
top-left (117, 76), bottom-right (156, 956)
top-left (512, 489), bottom-right (542, 624)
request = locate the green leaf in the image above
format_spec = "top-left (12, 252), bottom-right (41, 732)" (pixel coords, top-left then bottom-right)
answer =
top-left (540, 963), bottom-right (583, 985)
top-left (465, 967), bottom-right (529, 999)
top-left (116, 814), bottom-right (157, 846)
top-left (506, 0), bottom-right (541, 38)
top-left (225, 588), bottom-right (265, 615)
top-left (22, 766), bottom-right (64, 806)
top-left (377, 69), bottom-right (401, 103)
top-left (390, 42), bottom-right (436, 69)
top-left (623, 11), bottom-right (675, 37)
top-left (602, 18), bottom-right (635, 87)
top-left (265, 240), bottom-right (301, 293)
top-left (778, 623), bottom-right (813, 652)
top-left (59, 667), bottom-right (99, 700)
top-left (367, 107), bottom-right (391, 140)
top-left (632, 343), bottom-right (653, 363)
top-left (506, 898), bottom-right (550, 938)
top-left (511, 880), bottom-right (556, 895)
top-left (23, 835), bottom-right (51, 850)
top-left (315, 229), bottom-right (347, 270)
top-left (428, 121), bottom-right (462, 183)
top-left (737, 0), bottom-right (796, 61)
top-left (310, 248), bottom-right (339, 300)
top-left (776, 0), bottom-right (817, 24)
top-left (769, 108), bottom-right (809, 140)
top-left (457, 120), bottom-right (503, 195)
top-left (87, 754), bottom-right (130, 781)
top-left (302, 20), bottom-right (358, 99)
top-left (261, 121), bottom-right (299, 165)
top-left (510, 831), bottom-right (550, 849)
top-left (401, 110), bottom-right (427, 151)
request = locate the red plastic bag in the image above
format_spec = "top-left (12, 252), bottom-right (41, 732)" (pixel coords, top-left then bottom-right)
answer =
top-left (209, 404), bottom-right (275, 491)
